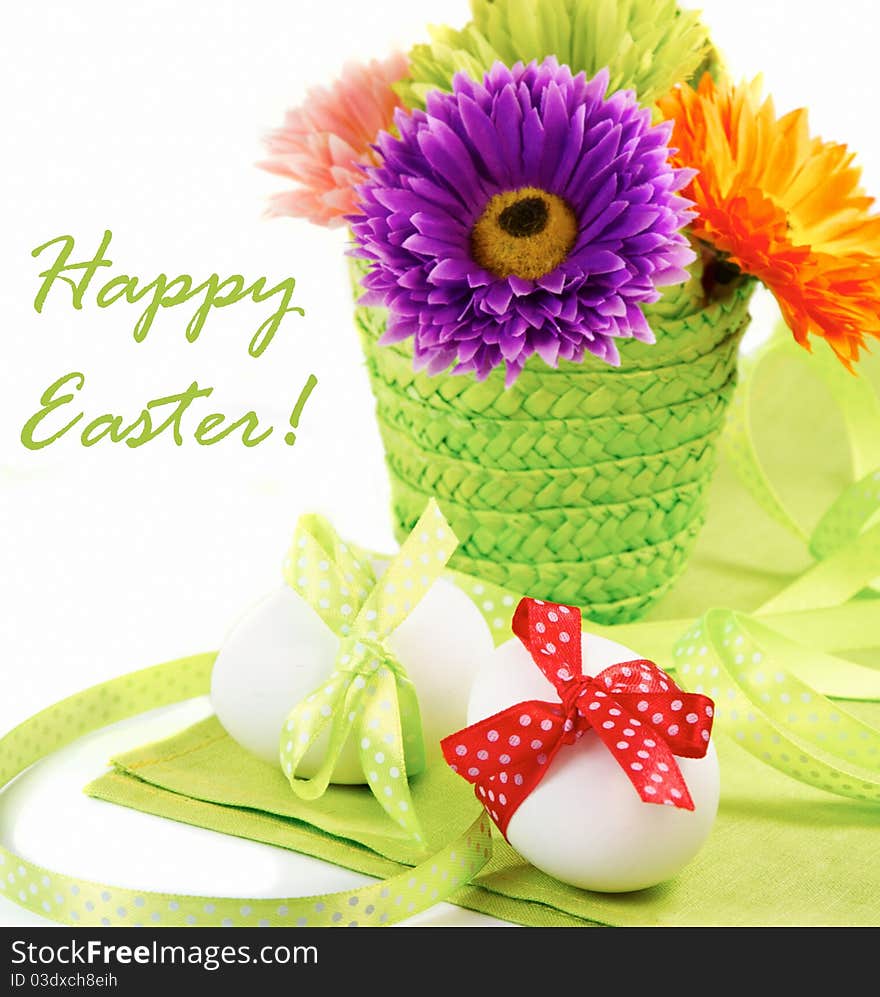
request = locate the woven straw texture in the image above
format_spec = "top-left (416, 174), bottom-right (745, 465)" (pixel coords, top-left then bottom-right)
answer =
top-left (351, 256), bottom-right (754, 623)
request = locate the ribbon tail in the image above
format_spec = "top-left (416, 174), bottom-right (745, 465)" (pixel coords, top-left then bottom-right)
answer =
top-left (591, 713), bottom-right (695, 810)
top-left (395, 673), bottom-right (427, 776)
top-left (282, 514), bottom-right (377, 637)
top-left (279, 673), bottom-right (365, 801)
top-left (577, 685), bottom-right (696, 810)
top-left (441, 701), bottom-right (567, 838)
top-left (355, 499), bottom-right (459, 637)
top-left (359, 668), bottom-right (426, 844)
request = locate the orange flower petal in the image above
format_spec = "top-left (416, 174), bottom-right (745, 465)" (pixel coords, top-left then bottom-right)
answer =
top-left (659, 75), bottom-right (880, 369)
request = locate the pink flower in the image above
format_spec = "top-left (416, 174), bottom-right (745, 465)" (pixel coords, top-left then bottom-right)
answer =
top-left (259, 53), bottom-right (408, 228)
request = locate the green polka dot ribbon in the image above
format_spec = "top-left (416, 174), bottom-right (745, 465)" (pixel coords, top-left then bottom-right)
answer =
top-left (723, 321), bottom-right (880, 556)
top-left (279, 499), bottom-right (458, 843)
top-left (721, 322), bottom-right (880, 625)
top-left (0, 655), bottom-right (492, 927)
top-left (672, 611), bottom-right (880, 803)
top-left (665, 324), bottom-right (880, 802)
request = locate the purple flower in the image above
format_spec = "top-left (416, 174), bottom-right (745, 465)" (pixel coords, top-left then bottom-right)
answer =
top-left (351, 58), bottom-right (696, 384)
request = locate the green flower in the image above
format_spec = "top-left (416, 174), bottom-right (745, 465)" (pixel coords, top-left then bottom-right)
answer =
top-left (397, 0), bottom-right (713, 110)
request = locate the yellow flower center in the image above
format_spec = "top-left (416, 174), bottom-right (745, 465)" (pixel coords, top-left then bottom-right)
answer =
top-left (470, 187), bottom-right (578, 281)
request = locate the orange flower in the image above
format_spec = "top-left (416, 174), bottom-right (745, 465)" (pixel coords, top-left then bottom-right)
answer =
top-left (659, 75), bottom-right (880, 370)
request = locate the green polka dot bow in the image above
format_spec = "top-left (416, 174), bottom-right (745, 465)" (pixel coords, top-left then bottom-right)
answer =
top-left (280, 499), bottom-right (458, 843)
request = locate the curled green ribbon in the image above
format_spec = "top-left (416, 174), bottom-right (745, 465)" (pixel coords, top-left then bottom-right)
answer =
top-left (672, 612), bottom-right (880, 804)
top-left (279, 499), bottom-right (459, 843)
top-left (0, 654), bottom-right (492, 927)
top-left (724, 322), bottom-right (880, 552)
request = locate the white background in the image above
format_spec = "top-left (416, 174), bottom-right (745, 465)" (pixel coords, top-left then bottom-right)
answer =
top-left (2, 0), bottom-right (879, 927)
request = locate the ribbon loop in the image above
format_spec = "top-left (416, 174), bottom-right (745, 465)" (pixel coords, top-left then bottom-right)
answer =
top-left (809, 466), bottom-right (880, 562)
top-left (672, 609), bottom-right (880, 805)
top-left (443, 598), bottom-right (714, 837)
top-left (512, 598), bottom-right (583, 688)
top-left (283, 514), bottom-right (377, 636)
top-left (278, 499), bottom-right (459, 841)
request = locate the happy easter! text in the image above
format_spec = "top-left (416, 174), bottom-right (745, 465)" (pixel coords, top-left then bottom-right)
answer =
top-left (21, 230), bottom-right (318, 450)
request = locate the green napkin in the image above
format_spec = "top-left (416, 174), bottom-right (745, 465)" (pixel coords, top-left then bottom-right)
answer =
top-left (85, 344), bottom-right (880, 927)
top-left (86, 705), bottom-right (880, 926)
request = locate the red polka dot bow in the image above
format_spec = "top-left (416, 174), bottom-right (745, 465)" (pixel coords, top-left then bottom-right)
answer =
top-left (442, 598), bottom-right (715, 837)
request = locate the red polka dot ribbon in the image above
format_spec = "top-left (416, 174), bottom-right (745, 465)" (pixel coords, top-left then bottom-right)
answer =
top-left (442, 598), bottom-right (715, 837)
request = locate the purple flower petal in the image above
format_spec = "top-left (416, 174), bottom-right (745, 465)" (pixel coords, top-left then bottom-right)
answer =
top-left (351, 58), bottom-right (696, 384)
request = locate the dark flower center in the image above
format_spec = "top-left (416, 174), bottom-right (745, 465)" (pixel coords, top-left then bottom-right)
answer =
top-left (498, 196), bottom-right (550, 238)
top-left (700, 249), bottom-right (743, 299)
top-left (713, 259), bottom-right (742, 285)
top-left (470, 186), bottom-right (578, 281)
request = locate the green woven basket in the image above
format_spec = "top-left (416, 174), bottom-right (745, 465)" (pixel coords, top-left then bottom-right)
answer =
top-left (351, 256), bottom-right (754, 624)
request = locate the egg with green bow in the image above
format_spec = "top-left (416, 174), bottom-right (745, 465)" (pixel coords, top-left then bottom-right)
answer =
top-left (210, 507), bottom-right (495, 789)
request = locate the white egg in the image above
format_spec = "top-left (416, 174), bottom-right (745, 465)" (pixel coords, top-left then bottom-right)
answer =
top-left (211, 577), bottom-right (495, 783)
top-left (467, 632), bottom-right (720, 893)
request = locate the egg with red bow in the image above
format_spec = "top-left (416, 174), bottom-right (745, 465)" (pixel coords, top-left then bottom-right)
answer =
top-left (456, 600), bottom-right (720, 893)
